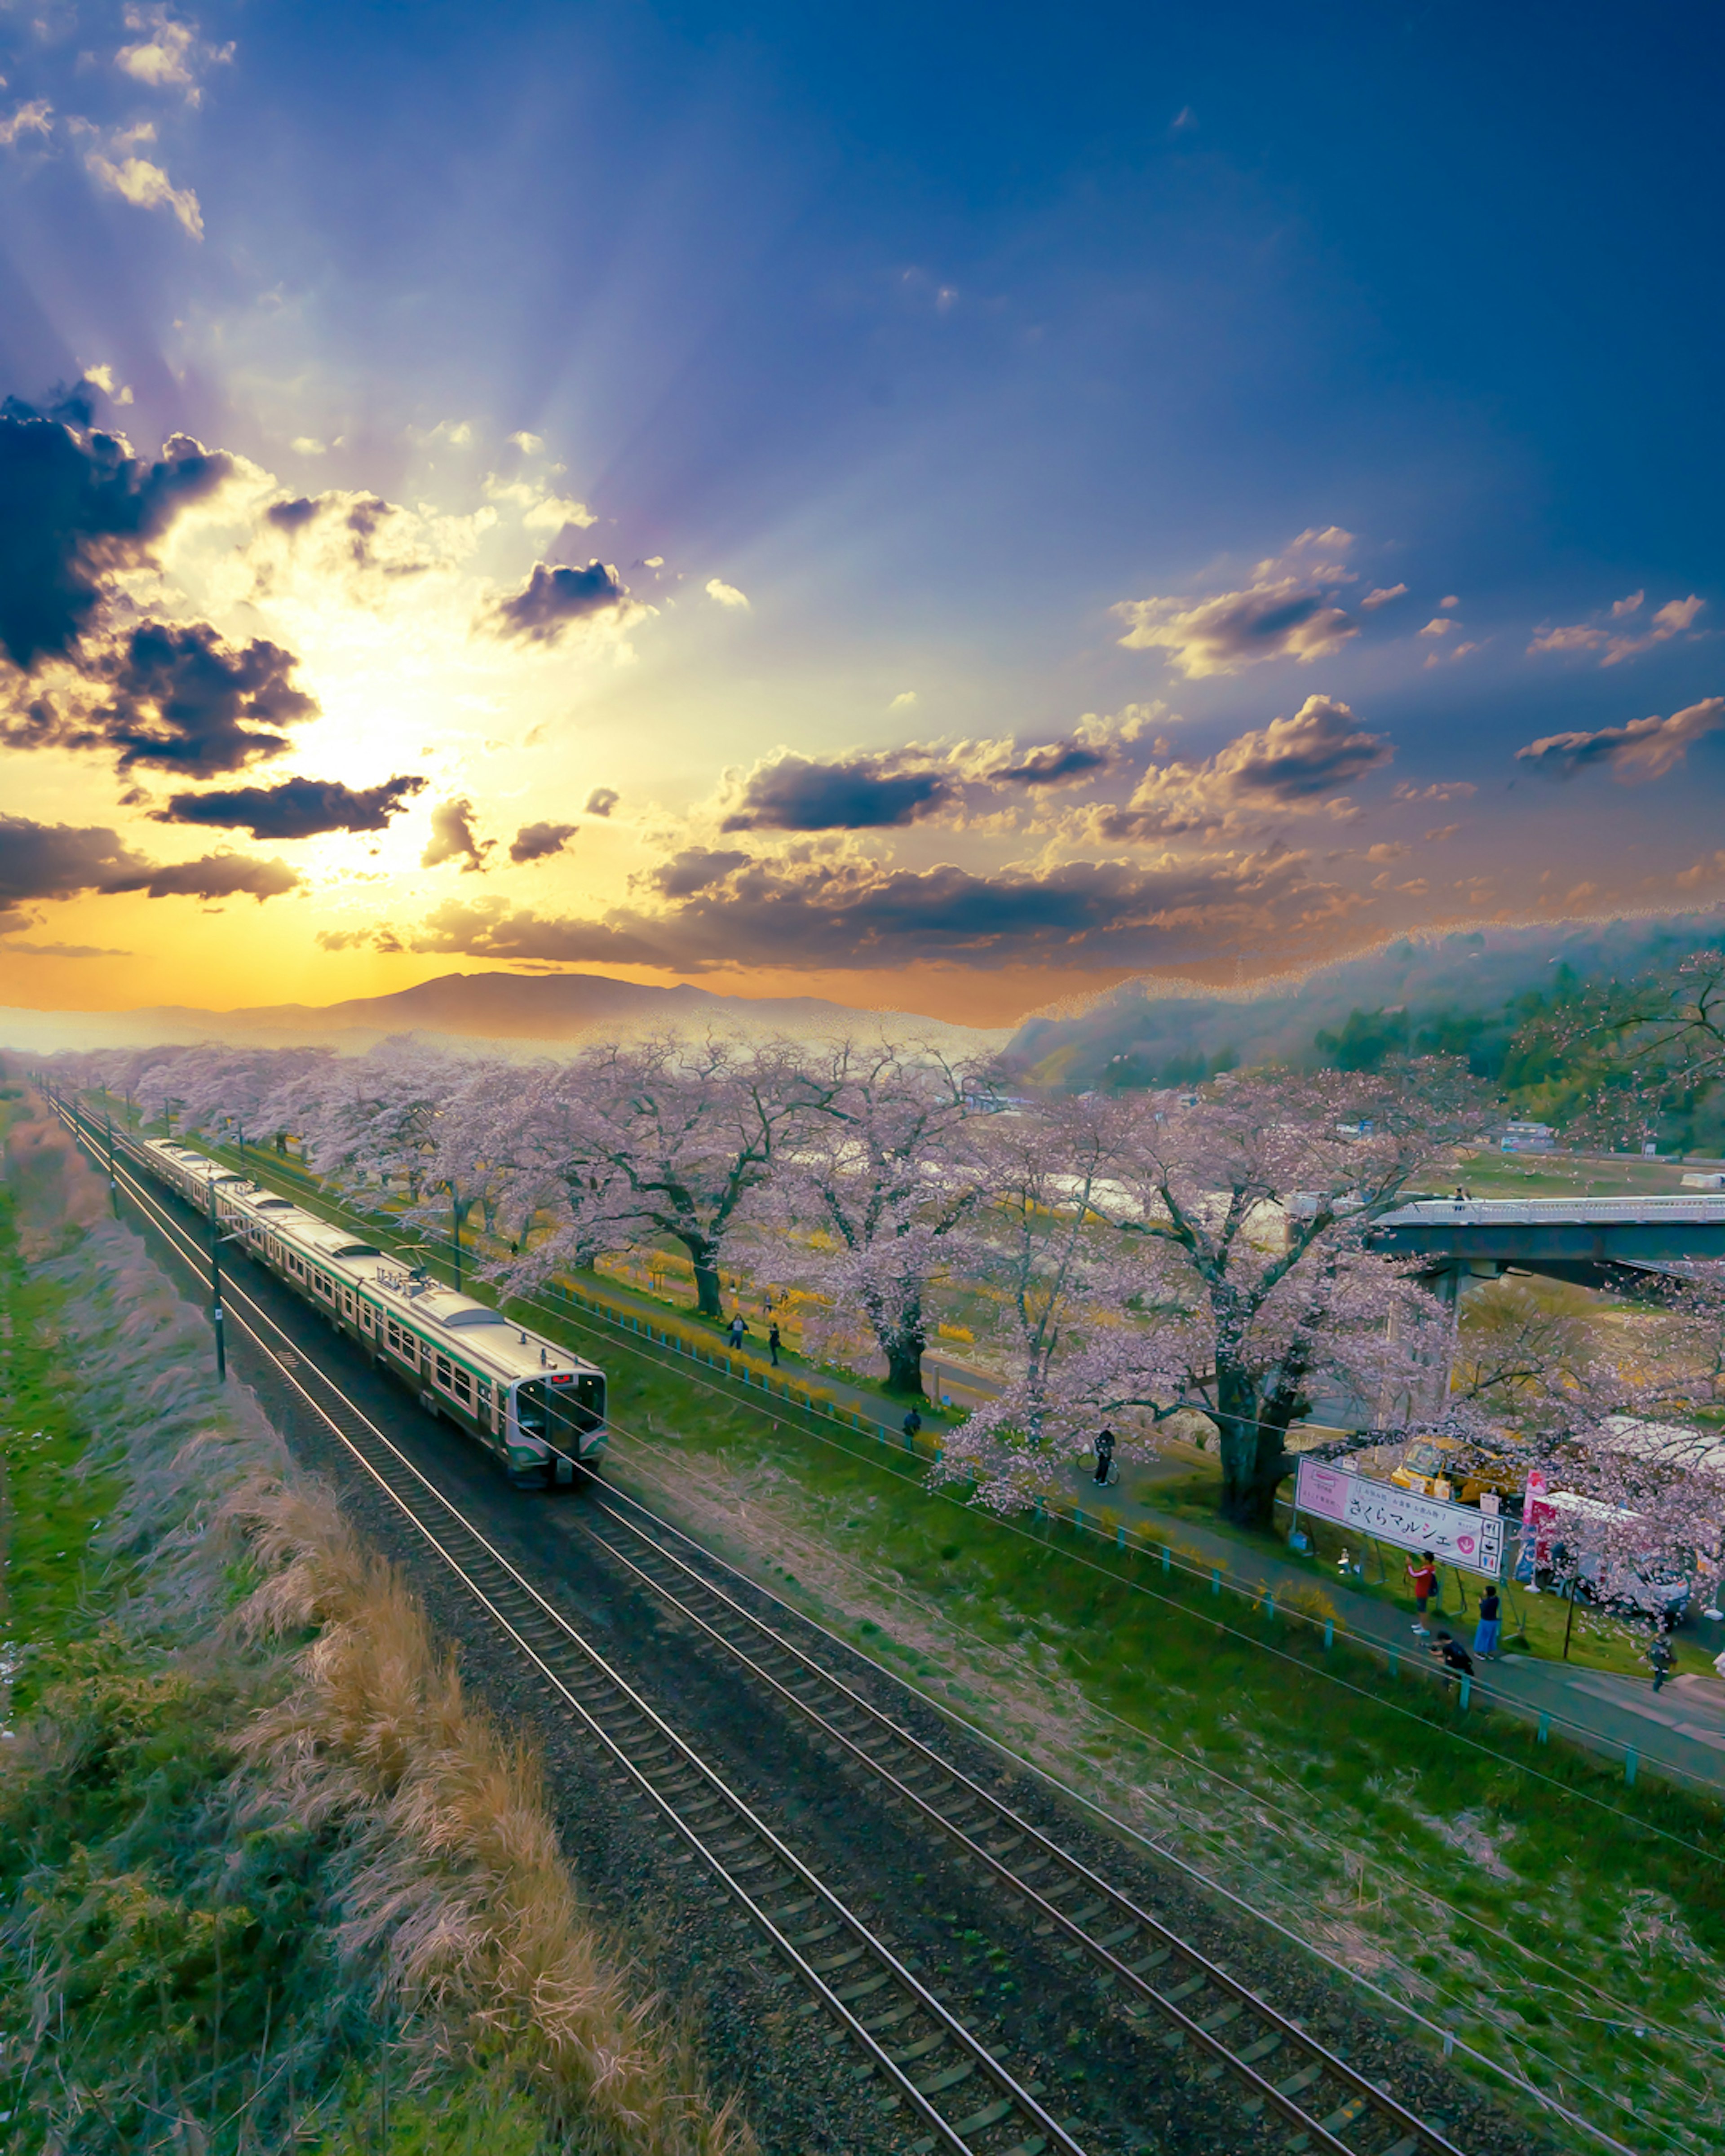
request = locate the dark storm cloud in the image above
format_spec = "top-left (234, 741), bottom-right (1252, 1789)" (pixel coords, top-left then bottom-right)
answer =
top-left (266, 496), bottom-right (321, 532)
top-left (421, 797), bottom-right (493, 872)
top-left (488, 560), bottom-right (630, 643)
top-left (0, 813), bottom-right (299, 905)
top-left (0, 399), bottom-right (233, 670)
top-left (509, 820), bottom-right (578, 864)
top-left (153, 773), bottom-right (427, 839)
top-left (584, 786), bottom-right (619, 817)
top-left (403, 848), bottom-right (1326, 974)
top-left (721, 753), bottom-right (953, 832)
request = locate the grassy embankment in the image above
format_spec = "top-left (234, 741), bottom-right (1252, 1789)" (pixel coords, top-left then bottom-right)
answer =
top-left (89, 1108), bottom-right (1725, 2143)
top-left (0, 1092), bottom-right (746, 2156)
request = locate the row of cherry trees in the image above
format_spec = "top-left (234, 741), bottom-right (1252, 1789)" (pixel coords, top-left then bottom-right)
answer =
top-left (57, 1034), bottom-right (1725, 1568)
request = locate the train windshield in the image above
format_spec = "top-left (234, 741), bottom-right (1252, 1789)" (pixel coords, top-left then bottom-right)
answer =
top-left (514, 1374), bottom-right (605, 1443)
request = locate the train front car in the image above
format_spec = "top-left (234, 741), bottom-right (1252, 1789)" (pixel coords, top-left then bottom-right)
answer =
top-left (510, 1366), bottom-right (607, 1484)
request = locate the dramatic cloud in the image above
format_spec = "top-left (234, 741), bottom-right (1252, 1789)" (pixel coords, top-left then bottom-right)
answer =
top-left (80, 621), bottom-right (315, 774)
top-left (402, 847), bottom-right (1335, 974)
top-left (1113, 528), bottom-right (1358, 678)
top-left (509, 820), bottom-right (577, 864)
top-left (487, 559), bottom-right (632, 644)
top-left (421, 797), bottom-right (493, 871)
top-left (0, 399), bottom-right (231, 668)
top-left (0, 812), bottom-right (296, 904)
top-left (1515, 698), bottom-right (1725, 782)
top-left (153, 773), bottom-right (426, 839)
top-left (266, 495), bottom-right (321, 531)
top-left (584, 787), bottom-right (619, 818)
top-left (1100, 695), bottom-right (1392, 839)
top-left (1528, 594), bottom-right (1705, 667)
top-left (721, 753), bottom-right (954, 832)
top-left (0, 814), bottom-right (149, 903)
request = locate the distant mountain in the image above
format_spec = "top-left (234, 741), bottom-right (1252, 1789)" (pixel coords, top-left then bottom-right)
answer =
top-left (1006, 912), bottom-right (1725, 1091)
top-left (0, 969), bottom-right (1009, 1057)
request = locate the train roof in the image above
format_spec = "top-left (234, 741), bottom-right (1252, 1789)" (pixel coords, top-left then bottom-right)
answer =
top-left (143, 1139), bottom-right (598, 1384)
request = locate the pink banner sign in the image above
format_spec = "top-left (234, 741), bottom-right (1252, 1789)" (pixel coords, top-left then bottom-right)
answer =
top-left (1295, 1458), bottom-right (1507, 1577)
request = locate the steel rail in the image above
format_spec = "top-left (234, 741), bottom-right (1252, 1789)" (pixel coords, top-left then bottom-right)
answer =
top-left (52, 1101), bottom-right (1087, 2156)
top-left (571, 1481), bottom-right (1462, 2156)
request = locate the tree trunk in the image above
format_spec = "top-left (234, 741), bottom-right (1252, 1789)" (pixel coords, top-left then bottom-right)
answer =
top-left (1213, 1371), bottom-right (1294, 1528)
top-left (883, 1332), bottom-right (927, 1398)
top-left (689, 1253), bottom-right (724, 1317)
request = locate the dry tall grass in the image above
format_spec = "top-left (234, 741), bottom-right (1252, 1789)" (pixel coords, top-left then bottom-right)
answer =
top-left (227, 1480), bottom-right (751, 2156)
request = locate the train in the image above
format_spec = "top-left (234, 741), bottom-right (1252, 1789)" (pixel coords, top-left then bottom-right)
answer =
top-left (136, 1135), bottom-right (607, 1486)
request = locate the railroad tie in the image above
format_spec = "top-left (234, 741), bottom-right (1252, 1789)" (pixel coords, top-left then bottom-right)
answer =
top-left (951, 2099), bottom-right (1016, 2137)
top-left (912, 2059), bottom-right (976, 2096)
top-left (1317, 2097), bottom-right (1368, 2136)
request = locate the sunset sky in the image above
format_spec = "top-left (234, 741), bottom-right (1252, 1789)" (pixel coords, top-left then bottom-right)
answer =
top-left (1, 1), bottom-right (1720, 1029)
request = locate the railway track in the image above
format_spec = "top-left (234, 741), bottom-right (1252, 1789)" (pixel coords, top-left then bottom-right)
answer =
top-left (51, 1102), bottom-right (1084, 2156)
top-left (58, 1098), bottom-right (1469, 2156)
top-left (567, 1480), bottom-right (1462, 2156)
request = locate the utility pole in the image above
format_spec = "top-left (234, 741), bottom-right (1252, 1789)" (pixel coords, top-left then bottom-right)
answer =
top-left (208, 1174), bottom-right (227, 1381)
top-left (105, 1111), bottom-right (118, 1216)
top-left (451, 1190), bottom-right (462, 1294)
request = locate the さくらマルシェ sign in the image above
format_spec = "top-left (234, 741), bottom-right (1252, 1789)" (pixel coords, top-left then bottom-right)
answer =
top-left (1294, 1459), bottom-right (1507, 1577)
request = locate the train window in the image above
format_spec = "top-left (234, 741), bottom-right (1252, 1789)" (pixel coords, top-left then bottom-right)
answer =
top-left (452, 1367), bottom-right (473, 1403)
top-left (359, 1304), bottom-right (374, 1331)
top-left (433, 1352), bottom-right (453, 1391)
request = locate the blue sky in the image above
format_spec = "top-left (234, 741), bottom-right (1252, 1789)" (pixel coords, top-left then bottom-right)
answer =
top-left (0, 1), bottom-right (1720, 1023)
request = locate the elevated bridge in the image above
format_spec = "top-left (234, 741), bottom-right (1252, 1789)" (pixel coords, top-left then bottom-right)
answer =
top-left (1370, 1193), bottom-right (1725, 1297)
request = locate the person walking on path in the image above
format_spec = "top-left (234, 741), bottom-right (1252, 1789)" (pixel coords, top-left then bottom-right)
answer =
top-left (1406, 1551), bottom-right (1439, 1634)
top-left (1649, 1633), bottom-right (1675, 1693)
top-left (1427, 1630), bottom-right (1475, 1682)
top-left (902, 1406), bottom-right (923, 1442)
top-left (1093, 1427), bottom-right (1117, 1487)
top-left (767, 1320), bottom-right (781, 1368)
top-left (1473, 1583), bottom-right (1502, 1661)
top-left (728, 1312), bottom-right (749, 1352)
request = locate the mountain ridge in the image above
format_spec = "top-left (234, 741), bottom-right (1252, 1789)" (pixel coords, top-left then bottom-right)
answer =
top-left (1005, 912), bottom-right (1725, 1089)
top-left (0, 968), bottom-right (1009, 1056)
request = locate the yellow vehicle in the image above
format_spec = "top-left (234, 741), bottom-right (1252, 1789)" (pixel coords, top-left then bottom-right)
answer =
top-left (1390, 1435), bottom-right (1522, 1507)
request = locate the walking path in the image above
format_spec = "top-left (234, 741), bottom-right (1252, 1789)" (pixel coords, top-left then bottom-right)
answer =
top-left (165, 1125), bottom-right (1725, 1800)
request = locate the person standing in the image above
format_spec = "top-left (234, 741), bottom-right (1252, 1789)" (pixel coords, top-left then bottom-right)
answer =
top-left (1093, 1427), bottom-right (1117, 1486)
top-left (728, 1312), bottom-right (748, 1352)
top-left (767, 1319), bottom-right (781, 1367)
top-left (1406, 1551), bottom-right (1439, 1634)
top-left (1473, 1583), bottom-right (1502, 1661)
top-left (1649, 1632), bottom-right (1675, 1693)
top-left (902, 1405), bottom-right (923, 1442)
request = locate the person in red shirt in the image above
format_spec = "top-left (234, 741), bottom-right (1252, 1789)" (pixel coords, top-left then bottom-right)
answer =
top-left (1405, 1550), bottom-right (1438, 1634)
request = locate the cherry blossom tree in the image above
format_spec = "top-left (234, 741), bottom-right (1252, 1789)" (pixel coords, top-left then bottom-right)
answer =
top-left (489, 1037), bottom-right (825, 1318)
top-left (744, 1042), bottom-right (991, 1395)
top-left (942, 1065), bottom-right (1488, 1524)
